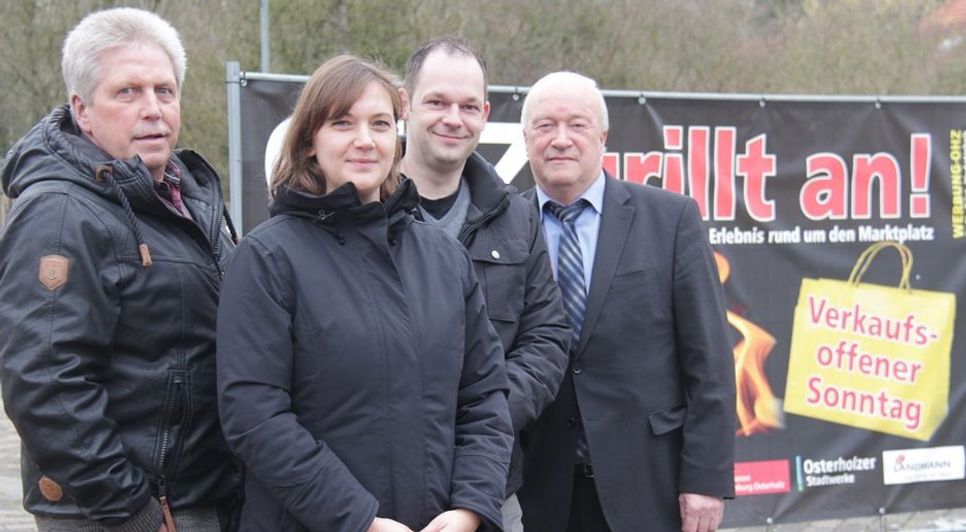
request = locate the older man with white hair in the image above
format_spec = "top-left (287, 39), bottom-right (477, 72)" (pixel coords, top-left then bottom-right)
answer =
top-left (517, 71), bottom-right (736, 532)
top-left (0, 7), bottom-right (239, 531)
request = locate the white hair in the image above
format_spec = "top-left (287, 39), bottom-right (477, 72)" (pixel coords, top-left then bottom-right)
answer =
top-left (62, 7), bottom-right (186, 103)
top-left (521, 71), bottom-right (609, 131)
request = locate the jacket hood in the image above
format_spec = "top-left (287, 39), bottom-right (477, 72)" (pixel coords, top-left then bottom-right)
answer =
top-left (3, 105), bottom-right (151, 202)
top-left (269, 177), bottom-right (420, 231)
top-left (2, 105), bottom-right (235, 266)
top-left (463, 151), bottom-right (516, 213)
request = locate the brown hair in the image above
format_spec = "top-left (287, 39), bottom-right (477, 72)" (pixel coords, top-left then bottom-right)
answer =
top-left (270, 54), bottom-right (403, 200)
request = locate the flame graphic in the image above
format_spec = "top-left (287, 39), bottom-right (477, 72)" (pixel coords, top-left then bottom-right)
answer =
top-left (715, 252), bottom-right (785, 437)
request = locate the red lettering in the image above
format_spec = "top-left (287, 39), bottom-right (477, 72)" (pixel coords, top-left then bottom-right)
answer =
top-left (688, 127), bottom-right (710, 219)
top-left (665, 126), bottom-right (682, 148)
top-left (815, 345), bottom-right (833, 367)
top-left (714, 127), bottom-right (737, 221)
top-left (807, 295), bottom-right (827, 324)
top-left (603, 152), bottom-right (620, 178)
top-left (910, 134), bottom-right (931, 218)
top-left (802, 153), bottom-right (848, 220)
top-left (663, 126), bottom-right (685, 194)
top-left (852, 304), bottom-right (867, 334)
top-left (852, 153), bottom-right (901, 219)
top-left (736, 134), bottom-right (776, 222)
top-left (825, 306), bottom-right (840, 327)
top-left (806, 376), bottom-right (822, 404)
top-left (623, 152), bottom-right (661, 186)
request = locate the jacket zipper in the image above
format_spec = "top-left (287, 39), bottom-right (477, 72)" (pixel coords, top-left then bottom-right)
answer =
top-left (158, 477), bottom-right (178, 532)
top-left (456, 194), bottom-right (510, 247)
top-left (150, 187), bottom-right (225, 279)
top-left (199, 157), bottom-right (231, 277)
top-left (156, 373), bottom-right (185, 532)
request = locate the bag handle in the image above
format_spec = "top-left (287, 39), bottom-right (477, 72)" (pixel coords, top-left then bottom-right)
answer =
top-left (848, 241), bottom-right (912, 290)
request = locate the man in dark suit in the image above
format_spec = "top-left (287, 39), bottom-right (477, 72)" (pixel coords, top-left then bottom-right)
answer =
top-left (516, 71), bottom-right (736, 532)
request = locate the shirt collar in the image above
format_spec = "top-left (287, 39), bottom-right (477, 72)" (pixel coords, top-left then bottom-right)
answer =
top-left (536, 171), bottom-right (606, 215)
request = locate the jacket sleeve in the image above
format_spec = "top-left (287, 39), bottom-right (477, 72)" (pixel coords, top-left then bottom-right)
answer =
top-left (504, 204), bottom-right (570, 435)
top-left (0, 191), bottom-right (155, 526)
top-left (671, 199), bottom-right (737, 498)
top-left (216, 236), bottom-right (379, 532)
top-left (450, 250), bottom-right (514, 532)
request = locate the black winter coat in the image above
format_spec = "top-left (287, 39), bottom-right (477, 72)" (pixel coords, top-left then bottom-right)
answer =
top-left (0, 105), bottom-right (239, 528)
top-left (216, 179), bottom-right (513, 531)
top-left (440, 153), bottom-right (569, 495)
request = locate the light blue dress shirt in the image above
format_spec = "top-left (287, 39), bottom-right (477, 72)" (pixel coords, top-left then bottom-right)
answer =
top-left (536, 172), bottom-right (606, 293)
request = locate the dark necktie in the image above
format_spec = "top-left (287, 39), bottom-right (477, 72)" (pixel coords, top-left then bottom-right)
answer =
top-left (547, 199), bottom-right (593, 465)
top-left (546, 200), bottom-right (590, 346)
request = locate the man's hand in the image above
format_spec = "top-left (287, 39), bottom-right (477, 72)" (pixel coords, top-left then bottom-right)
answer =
top-left (679, 492), bottom-right (724, 532)
top-left (368, 517), bottom-right (415, 532)
top-left (419, 509), bottom-right (481, 532)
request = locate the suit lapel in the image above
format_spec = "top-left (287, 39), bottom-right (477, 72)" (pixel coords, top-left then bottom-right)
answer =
top-left (523, 181), bottom-right (635, 360)
top-left (574, 178), bottom-right (634, 360)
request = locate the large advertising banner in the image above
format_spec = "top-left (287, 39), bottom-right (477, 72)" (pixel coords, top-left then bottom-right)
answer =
top-left (233, 76), bottom-right (966, 526)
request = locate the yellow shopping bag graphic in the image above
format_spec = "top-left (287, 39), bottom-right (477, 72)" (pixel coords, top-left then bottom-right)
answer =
top-left (784, 242), bottom-right (955, 441)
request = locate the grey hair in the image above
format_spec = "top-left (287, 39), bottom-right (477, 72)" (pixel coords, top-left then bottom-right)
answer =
top-left (521, 71), bottom-right (609, 132)
top-left (62, 7), bottom-right (186, 103)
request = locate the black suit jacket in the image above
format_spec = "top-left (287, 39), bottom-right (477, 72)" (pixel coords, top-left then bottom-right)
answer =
top-left (518, 176), bottom-right (736, 532)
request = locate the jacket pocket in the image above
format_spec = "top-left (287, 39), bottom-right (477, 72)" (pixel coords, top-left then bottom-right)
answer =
top-left (470, 238), bottom-right (528, 322)
top-left (154, 369), bottom-right (190, 483)
top-left (608, 267), bottom-right (657, 296)
top-left (648, 404), bottom-right (686, 435)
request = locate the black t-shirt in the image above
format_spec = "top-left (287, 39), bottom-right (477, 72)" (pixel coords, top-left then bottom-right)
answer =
top-left (420, 187), bottom-right (461, 219)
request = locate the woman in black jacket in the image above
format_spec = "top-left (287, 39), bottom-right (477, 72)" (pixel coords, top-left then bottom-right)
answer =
top-left (216, 55), bottom-right (512, 532)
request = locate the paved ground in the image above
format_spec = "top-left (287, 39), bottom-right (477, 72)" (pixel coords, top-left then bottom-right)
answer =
top-left (721, 509), bottom-right (966, 531)
top-left (0, 399), bottom-right (963, 531)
